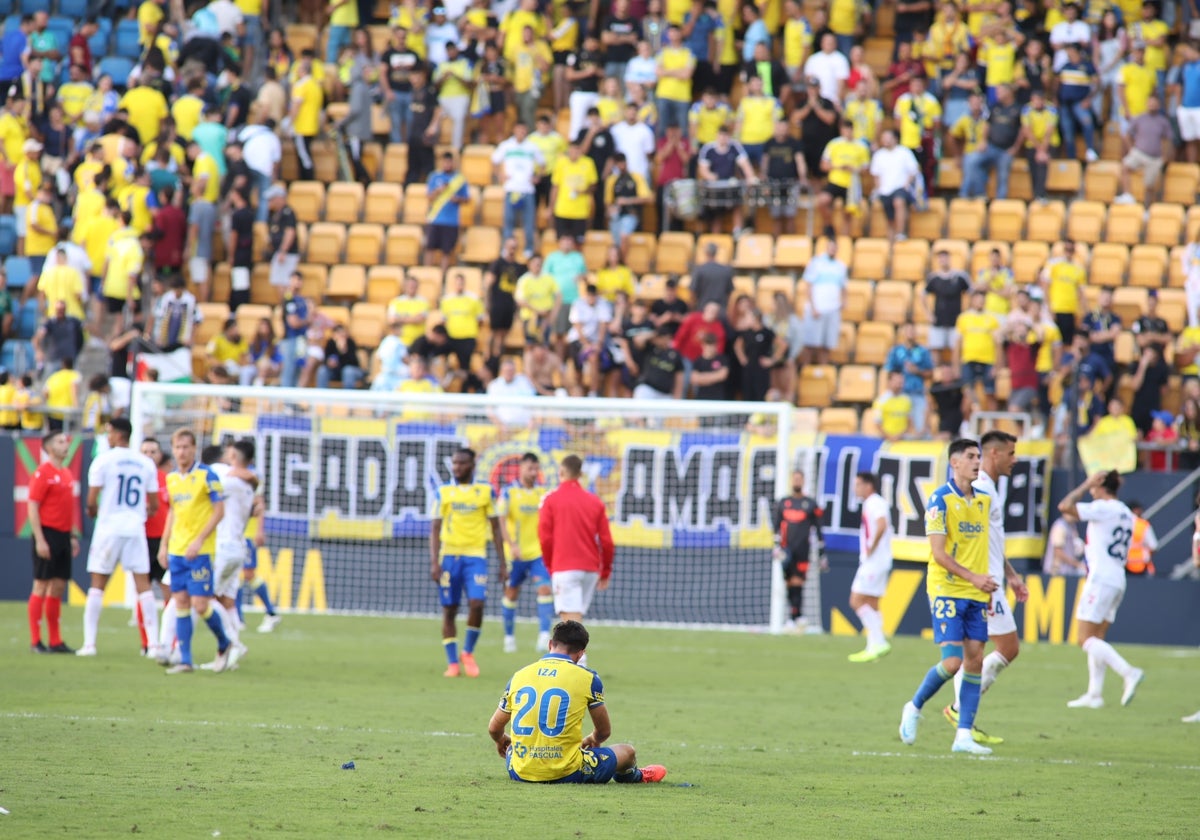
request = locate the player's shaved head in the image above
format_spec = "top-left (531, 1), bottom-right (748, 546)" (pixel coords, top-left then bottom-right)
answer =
top-left (561, 455), bottom-right (583, 478)
top-left (201, 445), bottom-right (223, 465)
top-left (232, 439), bottom-right (255, 465)
top-left (551, 620), bottom-right (589, 654)
top-left (980, 431), bottom-right (1016, 450)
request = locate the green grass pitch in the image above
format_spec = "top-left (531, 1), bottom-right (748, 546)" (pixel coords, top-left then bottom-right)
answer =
top-left (2, 603), bottom-right (1198, 838)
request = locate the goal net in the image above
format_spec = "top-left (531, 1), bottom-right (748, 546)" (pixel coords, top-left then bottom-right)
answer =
top-left (129, 383), bottom-right (816, 633)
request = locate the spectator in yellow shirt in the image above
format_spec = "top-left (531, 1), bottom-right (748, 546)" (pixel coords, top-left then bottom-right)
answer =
top-left (954, 290), bottom-right (1002, 409)
top-left (325, 0), bottom-right (359, 63)
top-left (550, 141), bottom-right (599, 240)
top-left (13, 139), bottom-right (43, 254)
top-left (118, 81), bottom-right (170, 146)
top-left (873, 370), bottom-right (914, 440)
top-left (438, 271), bottom-right (486, 374)
top-left (1018, 89), bottom-right (1059, 200)
top-left (1040, 240), bottom-right (1085, 344)
top-left (37, 247), bottom-right (86, 321)
top-left (42, 356), bottom-right (82, 432)
top-left (387, 273), bottom-right (432, 348)
top-left (1116, 43), bottom-right (1156, 129)
top-left (24, 181), bottom-right (58, 275)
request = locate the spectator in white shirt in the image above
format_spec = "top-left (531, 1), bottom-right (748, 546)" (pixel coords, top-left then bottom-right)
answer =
top-left (240, 120), bottom-right (282, 223)
top-left (609, 101), bottom-right (656, 180)
top-left (1049, 2), bottom-right (1092, 72)
top-left (487, 356), bottom-right (538, 427)
top-left (491, 122), bottom-right (544, 257)
top-left (624, 40), bottom-right (658, 89)
top-left (803, 32), bottom-right (851, 105)
top-left (869, 128), bottom-right (921, 242)
top-left (206, 0), bottom-right (244, 38)
top-left (801, 237), bottom-right (848, 364)
top-left (566, 283), bottom-right (613, 396)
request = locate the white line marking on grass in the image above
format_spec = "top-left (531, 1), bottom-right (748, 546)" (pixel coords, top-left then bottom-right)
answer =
top-left (2, 712), bottom-right (476, 738)
top-left (850, 750), bottom-right (1200, 771)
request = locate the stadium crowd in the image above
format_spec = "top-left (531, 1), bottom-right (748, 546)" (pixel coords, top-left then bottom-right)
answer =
top-left (0, 0), bottom-right (1198, 457)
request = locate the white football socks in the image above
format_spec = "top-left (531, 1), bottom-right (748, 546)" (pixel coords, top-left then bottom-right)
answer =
top-left (1084, 636), bottom-right (1134, 679)
top-left (980, 651), bottom-right (1009, 695)
top-left (138, 590), bottom-right (160, 652)
top-left (159, 599), bottom-right (178, 650)
top-left (855, 605), bottom-right (886, 650)
top-left (213, 601), bottom-right (239, 647)
top-left (83, 587), bottom-right (104, 649)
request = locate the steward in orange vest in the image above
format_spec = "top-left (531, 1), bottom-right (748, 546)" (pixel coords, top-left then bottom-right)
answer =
top-left (1125, 502), bottom-right (1157, 576)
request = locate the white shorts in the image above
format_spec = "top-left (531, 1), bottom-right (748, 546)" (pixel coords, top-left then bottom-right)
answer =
top-left (231, 266), bottom-right (251, 292)
top-left (552, 570), bottom-right (600, 616)
top-left (86, 533), bottom-right (150, 576)
top-left (214, 540), bottom-right (248, 599)
top-left (927, 326), bottom-right (958, 351)
top-left (1179, 106), bottom-right (1200, 142)
top-left (14, 205), bottom-right (26, 236)
top-left (850, 562), bottom-right (892, 598)
top-left (189, 256), bottom-right (211, 283)
top-left (986, 587), bottom-right (1018, 636)
top-left (802, 309), bottom-right (841, 350)
top-left (1075, 578), bottom-right (1125, 625)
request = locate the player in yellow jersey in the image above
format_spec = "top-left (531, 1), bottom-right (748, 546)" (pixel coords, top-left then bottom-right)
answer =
top-left (499, 453), bottom-right (555, 654)
top-left (488, 619), bottom-right (667, 784)
top-left (157, 428), bottom-right (233, 674)
top-left (899, 438), bottom-right (999, 756)
top-left (430, 448), bottom-right (507, 678)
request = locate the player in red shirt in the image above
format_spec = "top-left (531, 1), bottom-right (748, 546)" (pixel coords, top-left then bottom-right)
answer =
top-left (27, 430), bottom-right (78, 653)
top-left (538, 455), bottom-right (614, 665)
top-left (138, 437), bottom-right (172, 654)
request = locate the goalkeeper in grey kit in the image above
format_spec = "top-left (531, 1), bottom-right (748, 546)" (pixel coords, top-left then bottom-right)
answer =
top-left (771, 471), bottom-right (827, 630)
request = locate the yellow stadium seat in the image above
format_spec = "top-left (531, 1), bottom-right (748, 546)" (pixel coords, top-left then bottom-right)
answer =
top-left (890, 239), bottom-right (930, 283)
top-left (1026, 200), bottom-right (1066, 243)
top-left (306, 222), bottom-right (346, 264)
top-left (287, 181), bottom-right (325, 224)
top-left (349, 302), bottom-right (387, 349)
top-left (987, 199), bottom-right (1027, 242)
top-left (325, 182), bottom-right (364, 224)
top-left (1012, 240), bottom-right (1050, 285)
top-left (402, 184), bottom-right (429, 224)
top-left (234, 303), bottom-right (271, 340)
top-left (1157, 288), bottom-right (1187, 332)
top-left (1106, 203), bottom-right (1144, 246)
top-left (1112, 288), bottom-right (1148, 327)
top-left (479, 185), bottom-right (505, 228)
top-left (873, 281), bottom-right (912, 323)
top-left (819, 407), bottom-right (861, 435)
top-left (1090, 243), bottom-right (1129, 287)
top-left (797, 365), bottom-right (837, 408)
top-left (696, 233), bottom-right (734, 264)
top-left (1163, 163), bottom-right (1200, 205)
top-left (311, 139), bottom-right (339, 183)
top-left (461, 145), bottom-right (495, 187)
top-left (296, 263), bottom-right (327, 300)
top-left (842, 279), bottom-right (872, 323)
top-left (1065, 200), bottom-right (1106, 244)
top-left (850, 237), bottom-right (890, 281)
top-left (733, 233), bottom-right (774, 272)
top-left (382, 144), bottom-right (408, 184)
top-left (385, 224), bottom-right (424, 266)
top-left (1046, 159), bottom-right (1081, 194)
top-left (969, 240), bottom-right (1010, 278)
top-left (346, 223), bottom-right (384, 266)
top-left (250, 265), bottom-right (276, 305)
top-left (195, 302), bottom-right (229, 346)
top-left (251, 221), bottom-right (270, 263)
top-left (625, 233), bottom-right (656, 274)
top-left (316, 305), bottom-right (351, 330)
top-left (285, 24), bottom-right (318, 52)
top-left (1146, 203), bottom-right (1185, 247)
top-left (582, 230), bottom-right (613, 271)
top-left (447, 266), bottom-right (485, 297)
top-left (856, 321), bottom-right (895, 366)
top-left (755, 275), bottom-right (795, 312)
top-left (835, 365), bottom-right (878, 404)
top-left (461, 226), bottom-right (502, 264)
top-left (773, 235), bottom-right (813, 273)
top-left (407, 266), bottom-right (444, 303)
top-left (1128, 244), bottom-right (1169, 289)
top-left (362, 143), bottom-right (382, 180)
top-left (656, 232), bottom-right (695, 275)
top-left (366, 266), bottom-right (404, 304)
top-left (933, 238), bottom-right (971, 272)
top-left (1083, 161), bottom-right (1120, 203)
top-left (830, 322), bottom-right (857, 365)
top-left (364, 182), bottom-right (402, 225)
top-left (637, 274), bottom-right (668, 300)
top-left (947, 198), bottom-right (985, 241)
top-left (326, 265), bottom-right (367, 302)
top-left (1005, 157), bottom-right (1033, 202)
top-left (1169, 245), bottom-right (1188, 288)
top-left (909, 198), bottom-right (946, 242)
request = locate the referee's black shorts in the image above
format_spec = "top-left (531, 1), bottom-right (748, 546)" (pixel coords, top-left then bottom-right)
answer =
top-left (146, 537), bottom-right (166, 583)
top-left (33, 527), bottom-right (72, 581)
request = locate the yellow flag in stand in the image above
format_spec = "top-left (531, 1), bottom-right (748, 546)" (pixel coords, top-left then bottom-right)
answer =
top-left (1077, 421), bottom-right (1139, 475)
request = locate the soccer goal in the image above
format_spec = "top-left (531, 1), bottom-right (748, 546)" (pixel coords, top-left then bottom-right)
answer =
top-left (129, 383), bottom-right (818, 633)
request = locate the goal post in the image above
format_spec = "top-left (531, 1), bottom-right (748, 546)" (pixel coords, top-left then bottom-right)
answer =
top-left (129, 383), bottom-right (810, 633)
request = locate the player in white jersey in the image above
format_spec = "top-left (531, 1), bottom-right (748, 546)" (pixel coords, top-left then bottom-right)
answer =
top-left (201, 440), bottom-right (259, 668)
top-left (78, 418), bottom-right (161, 657)
top-left (848, 472), bottom-right (894, 663)
top-left (943, 431), bottom-right (1029, 744)
top-left (1058, 470), bottom-right (1145, 709)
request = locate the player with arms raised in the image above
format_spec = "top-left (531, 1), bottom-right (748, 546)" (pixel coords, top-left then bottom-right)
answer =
top-left (431, 447), bottom-right (507, 678)
top-left (899, 438), bottom-right (999, 755)
top-left (158, 429), bottom-right (233, 675)
top-left (848, 472), bottom-right (892, 662)
top-left (944, 430), bottom-right (1029, 743)
top-left (499, 452), bottom-right (554, 654)
top-left (487, 619), bottom-right (667, 785)
top-left (1058, 470), bottom-right (1145, 709)
top-left (77, 419), bottom-right (161, 657)
top-left (771, 470), bottom-right (826, 632)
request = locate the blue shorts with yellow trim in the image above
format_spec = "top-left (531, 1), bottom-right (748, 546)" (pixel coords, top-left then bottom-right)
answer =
top-left (930, 596), bottom-right (989, 644)
top-left (168, 553), bottom-right (215, 597)
top-left (507, 746), bottom-right (620, 784)
top-left (507, 557), bottom-right (549, 589)
top-left (438, 555), bottom-right (488, 606)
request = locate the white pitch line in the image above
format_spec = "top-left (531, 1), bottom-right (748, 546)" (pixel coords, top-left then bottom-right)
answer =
top-left (2, 711), bottom-right (476, 738)
top-left (850, 750), bottom-right (1200, 772)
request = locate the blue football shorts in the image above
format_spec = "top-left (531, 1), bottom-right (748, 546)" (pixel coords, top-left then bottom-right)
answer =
top-left (438, 555), bottom-right (489, 606)
top-left (930, 596), bottom-right (989, 644)
top-left (507, 557), bottom-right (549, 589)
top-left (507, 746), bottom-right (620, 784)
top-left (168, 553), bottom-right (216, 597)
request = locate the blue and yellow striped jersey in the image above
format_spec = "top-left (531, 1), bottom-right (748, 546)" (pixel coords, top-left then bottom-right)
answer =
top-left (924, 479), bottom-right (991, 603)
top-left (435, 481), bottom-right (497, 557)
top-left (500, 652), bottom-right (605, 782)
top-left (166, 464), bottom-right (225, 556)
top-left (500, 482), bottom-right (546, 561)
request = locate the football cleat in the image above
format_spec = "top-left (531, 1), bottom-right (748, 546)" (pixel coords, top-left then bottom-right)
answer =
top-left (48, 643), bottom-right (75, 654)
top-left (461, 652), bottom-right (480, 678)
top-left (951, 734), bottom-right (993, 756)
top-left (942, 706), bottom-right (1004, 745)
top-left (165, 664), bottom-right (195, 675)
top-left (503, 636), bottom-right (518, 653)
top-left (443, 663), bottom-right (460, 678)
top-left (258, 614), bottom-right (281, 633)
top-left (1121, 669), bottom-right (1145, 707)
top-left (848, 643), bottom-right (892, 663)
top-left (899, 702), bottom-right (921, 745)
top-left (31, 641), bottom-right (48, 654)
top-left (1067, 693), bottom-right (1105, 709)
top-left (75, 646), bottom-right (98, 657)
top-left (229, 642), bottom-right (248, 670)
top-left (640, 765), bottom-right (668, 783)
top-left (212, 646), bottom-right (230, 674)
top-left (1181, 710), bottom-right (1200, 723)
